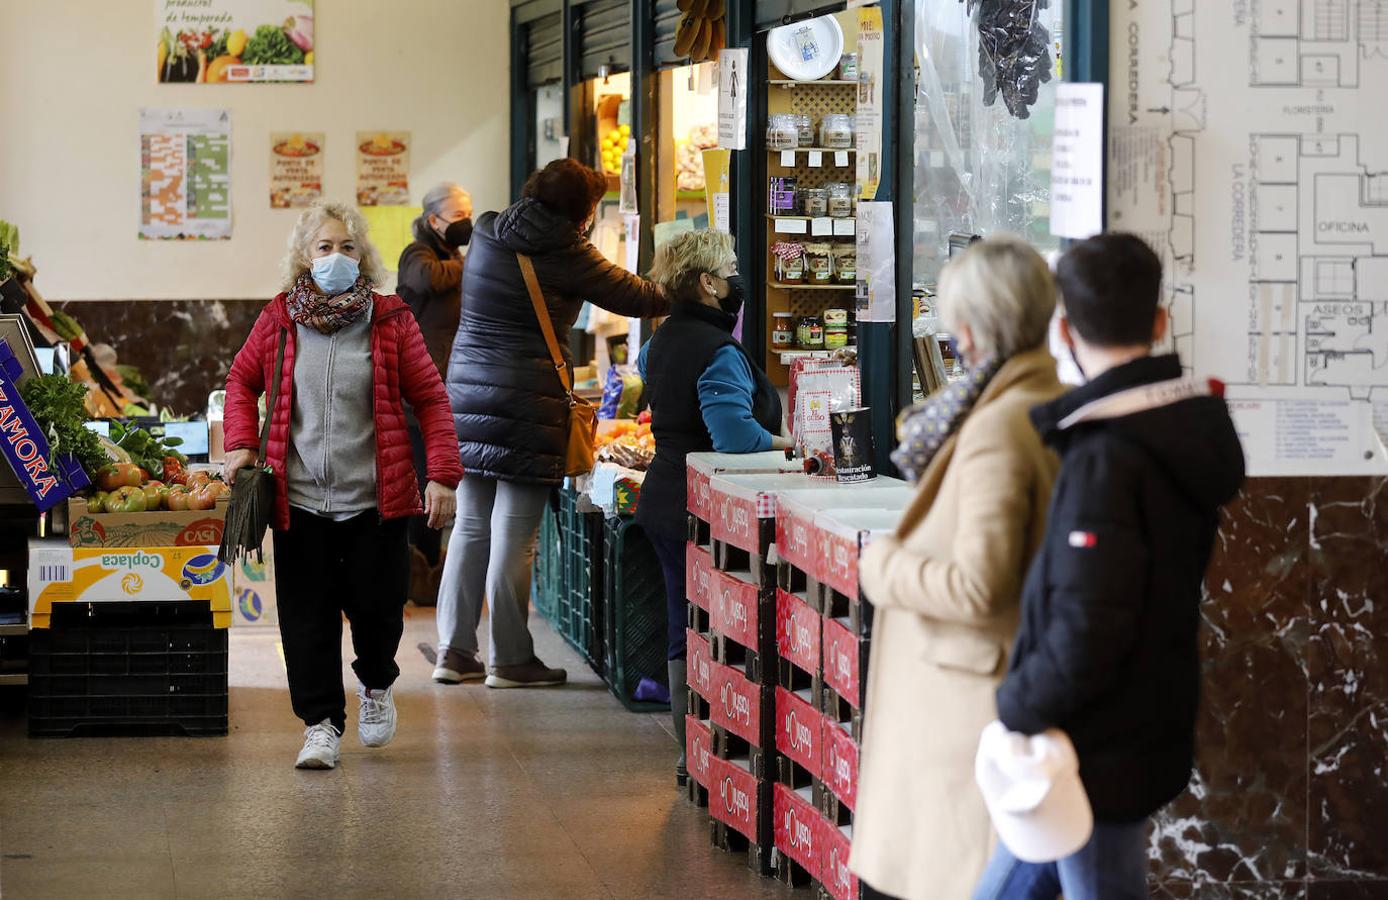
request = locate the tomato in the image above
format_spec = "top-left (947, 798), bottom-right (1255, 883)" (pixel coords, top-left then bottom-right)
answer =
top-left (162, 456), bottom-right (188, 485)
top-left (106, 485), bottom-right (148, 514)
top-left (142, 481), bottom-right (169, 510)
top-left (167, 487), bottom-right (190, 512)
top-left (187, 485), bottom-right (217, 511)
top-left (89, 491), bottom-right (110, 514)
top-left (96, 463), bottom-right (140, 492)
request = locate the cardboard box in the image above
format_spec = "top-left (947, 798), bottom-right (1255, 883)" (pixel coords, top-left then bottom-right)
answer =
top-left (67, 496), bottom-right (228, 549)
top-left (773, 783), bottom-right (822, 880)
top-left (229, 534), bottom-right (278, 627)
top-left (28, 541), bottom-right (233, 629)
top-left (775, 686), bottom-right (823, 780)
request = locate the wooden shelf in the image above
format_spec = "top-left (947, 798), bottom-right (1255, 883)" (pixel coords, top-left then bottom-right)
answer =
top-left (767, 282), bottom-right (855, 291)
top-left (768, 147), bottom-right (857, 154)
top-left (769, 79), bottom-right (857, 86)
top-left (0, 624), bottom-right (26, 636)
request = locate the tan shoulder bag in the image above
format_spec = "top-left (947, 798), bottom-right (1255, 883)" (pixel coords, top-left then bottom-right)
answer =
top-left (517, 253), bottom-right (598, 477)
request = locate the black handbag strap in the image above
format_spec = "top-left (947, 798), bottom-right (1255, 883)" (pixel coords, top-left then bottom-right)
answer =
top-left (258, 328), bottom-right (287, 466)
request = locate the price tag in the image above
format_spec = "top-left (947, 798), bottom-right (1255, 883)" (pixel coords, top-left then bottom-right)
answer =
top-left (833, 217), bottom-right (856, 236)
top-left (811, 217), bottom-right (833, 236)
top-left (775, 218), bottom-right (810, 235)
top-left (780, 150), bottom-right (797, 167)
top-left (835, 150), bottom-right (850, 167)
top-left (808, 151), bottom-right (823, 168)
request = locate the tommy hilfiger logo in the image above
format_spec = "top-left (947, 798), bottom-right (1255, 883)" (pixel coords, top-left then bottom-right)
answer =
top-left (1068, 531), bottom-right (1098, 549)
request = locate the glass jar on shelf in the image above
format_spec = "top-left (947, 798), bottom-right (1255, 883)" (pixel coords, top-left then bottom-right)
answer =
top-left (820, 114), bottom-right (855, 149)
top-left (800, 187), bottom-right (829, 218)
top-left (767, 114), bottom-right (799, 151)
top-left (772, 241), bottom-right (807, 284)
top-left (795, 114), bottom-right (815, 147)
top-left (832, 244), bottom-right (857, 283)
top-left (796, 315), bottom-right (825, 350)
top-left (772, 312), bottom-right (795, 348)
top-left (803, 242), bottom-right (835, 285)
top-left (838, 53), bottom-right (859, 82)
top-left (827, 182), bottom-right (854, 218)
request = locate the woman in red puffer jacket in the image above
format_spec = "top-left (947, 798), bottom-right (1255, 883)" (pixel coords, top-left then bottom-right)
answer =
top-left (223, 201), bottom-right (463, 772)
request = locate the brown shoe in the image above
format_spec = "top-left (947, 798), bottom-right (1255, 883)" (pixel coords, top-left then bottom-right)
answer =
top-left (485, 658), bottom-right (568, 689)
top-left (433, 647), bottom-right (485, 684)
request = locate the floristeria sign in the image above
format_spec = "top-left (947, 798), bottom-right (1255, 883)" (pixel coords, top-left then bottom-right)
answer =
top-left (0, 339), bottom-right (87, 512)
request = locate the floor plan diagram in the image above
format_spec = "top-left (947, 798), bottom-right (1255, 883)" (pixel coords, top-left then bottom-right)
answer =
top-left (1109, 0), bottom-right (1388, 474)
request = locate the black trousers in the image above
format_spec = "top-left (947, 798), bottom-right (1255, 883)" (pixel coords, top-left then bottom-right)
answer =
top-left (406, 417), bottom-right (442, 567)
top-left (647, 529), bottom-right (688, 661)
top-left (273, 509), bottom-right (409, 732)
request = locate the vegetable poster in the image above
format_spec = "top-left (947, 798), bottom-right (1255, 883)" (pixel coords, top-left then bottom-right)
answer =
top-left (269, 132), bottom-right (324, 208)
top-left (356, 133), bottom-right (411, 207)
top-left (156, 0), bottom-right (314, 84)
top-left (139, 108), bottom-right (233, 241)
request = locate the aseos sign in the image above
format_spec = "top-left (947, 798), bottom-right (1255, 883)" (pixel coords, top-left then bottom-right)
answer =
top-left (0, 340), bottom-right (84, 512)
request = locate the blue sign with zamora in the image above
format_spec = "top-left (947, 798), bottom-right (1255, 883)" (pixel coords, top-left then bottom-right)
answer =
top-left (0, 338), bottom-right (89, 512)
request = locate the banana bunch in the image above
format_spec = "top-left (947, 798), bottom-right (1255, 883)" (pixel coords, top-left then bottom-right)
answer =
top-left (674, 0), bottom-right (727, 64)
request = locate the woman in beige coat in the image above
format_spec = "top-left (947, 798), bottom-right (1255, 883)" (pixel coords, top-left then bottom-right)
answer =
top-left (850, 237), bottom-right (1066, 900)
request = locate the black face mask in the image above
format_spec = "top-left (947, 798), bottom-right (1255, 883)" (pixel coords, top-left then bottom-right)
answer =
top-left (442, 217), bottom-right (473, 248)
top-left (719, 274), bottom-right (745, 316)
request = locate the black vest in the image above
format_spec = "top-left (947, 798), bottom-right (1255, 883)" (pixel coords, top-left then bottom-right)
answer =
top-left (636, 302), bottom-right (783, 538)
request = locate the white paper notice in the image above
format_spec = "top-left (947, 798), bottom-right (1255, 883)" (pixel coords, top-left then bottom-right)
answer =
top-left (713, 193), bottom-right (730, 233)
top-left (856, 202), bottom-right (895, 322)
top-left (835, 151), bottom-right (849, 167)
top-left (808, 151), bottom-right (823, 168)
top-left (811, 217), bottom-right (833, 236)
top-left (833, 218), bottom-right (856, 237)
top-left (717, 49), bottom-right (749, 151)
top-left (774, 218), bottom-right (809, 235)
top-left (855, 6), bottom-right (884, 200)
top-left (1050, 82), bottom-right (1104, 240)
top-left (780, 150), bottom-right (797, 167)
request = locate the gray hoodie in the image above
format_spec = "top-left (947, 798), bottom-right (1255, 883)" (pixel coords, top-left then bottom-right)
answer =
top-left (285, 306), bottom-right (377, 519)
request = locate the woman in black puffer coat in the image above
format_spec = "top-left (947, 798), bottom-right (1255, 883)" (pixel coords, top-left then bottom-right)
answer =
top-left (433, 159), bottom-right (668, 689)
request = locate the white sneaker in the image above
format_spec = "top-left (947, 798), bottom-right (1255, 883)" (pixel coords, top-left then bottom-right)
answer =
top-left (295, 719), bottom-right (341, 770)
top-left (358, 685), bottom-right (398, 748)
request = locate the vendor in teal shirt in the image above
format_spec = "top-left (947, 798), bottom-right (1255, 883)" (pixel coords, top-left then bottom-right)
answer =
top-left (635, 230), bottom-right (789, 787)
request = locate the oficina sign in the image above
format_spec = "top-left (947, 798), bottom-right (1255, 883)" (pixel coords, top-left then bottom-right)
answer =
top-left (0, 338), bottom-right (88, 512)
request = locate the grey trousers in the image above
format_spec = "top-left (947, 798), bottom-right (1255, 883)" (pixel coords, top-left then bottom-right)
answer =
top-left (436, 474), bottom-right (551, 668)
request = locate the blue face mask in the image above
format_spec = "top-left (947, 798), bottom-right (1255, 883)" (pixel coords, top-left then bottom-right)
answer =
top-left (310, 252), bottom-right (360, 295)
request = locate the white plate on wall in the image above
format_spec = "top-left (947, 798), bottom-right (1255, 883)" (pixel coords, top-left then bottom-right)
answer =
top-left (767, 15), bottom-right (845, 82)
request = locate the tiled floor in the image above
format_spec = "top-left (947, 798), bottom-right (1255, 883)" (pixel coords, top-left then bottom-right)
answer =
top-left (0, 607), bottom-right (792, 899)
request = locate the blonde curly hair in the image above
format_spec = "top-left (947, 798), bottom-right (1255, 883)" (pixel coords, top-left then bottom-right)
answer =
top-left (280, 201), bottom-right (386, 291)
top-left (649, 230), bottom-right (737, 304)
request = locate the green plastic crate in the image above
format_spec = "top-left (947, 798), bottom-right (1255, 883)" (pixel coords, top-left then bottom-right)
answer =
top-left (603, 516), bottom-right (671, 712)
top-left (531, 502), bottom-right (562, 623)
top-left (557, 485), bottom-right (605, 672)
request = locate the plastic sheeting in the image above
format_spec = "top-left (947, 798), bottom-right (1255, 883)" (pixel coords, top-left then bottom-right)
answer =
top-left (912, 0), bottom-right (1061, 286)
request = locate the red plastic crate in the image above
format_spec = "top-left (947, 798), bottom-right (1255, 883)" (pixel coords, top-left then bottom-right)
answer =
top-left (819, 820), bottom-right (859, 900)
top-left (711, 658), bottom-right (768, 748)
top-left (822, 717), bottom-right (859, 811)
top-left (709, 755), bottom-right (766, 842)
top-left (687, 715), bottom-right (714, 788)
top-left (775, 493), bottom-right (820, 577)
top-left (776, 686), bottom-right (823, 780)
top-left (687, 465), bottom-right (713, 521)
top-left (816, 508), bottom-right (903, 601)
top-left (773, 783), bottom-right (823, 880)
top-left (776, 588), bottom-right (821, 674)
top-left (822, 616), bottom-right (863, 710)
top-left (713, 569), bottom-right (768, 654)
top-left (686, 543), bottom-right (715, 612)
top-left (688, 629), bottom-right (713, 701)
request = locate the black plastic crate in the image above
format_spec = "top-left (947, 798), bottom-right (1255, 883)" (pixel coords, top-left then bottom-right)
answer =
top-left (557, 485), bottom-right (606, 672)
top-left (602, 516), bottom-right (670, 712)
top-left (28, 622), bottom-right (228, 737)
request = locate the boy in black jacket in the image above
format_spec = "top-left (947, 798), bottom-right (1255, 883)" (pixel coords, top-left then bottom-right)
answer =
top-left (973, 234), bottom-right (1245, 900)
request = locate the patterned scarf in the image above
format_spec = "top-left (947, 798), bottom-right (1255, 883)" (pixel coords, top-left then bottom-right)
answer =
top-left (286, 274), bottom-right (373, 335)
top-left (891, 356), bottom-right (1004, 484)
